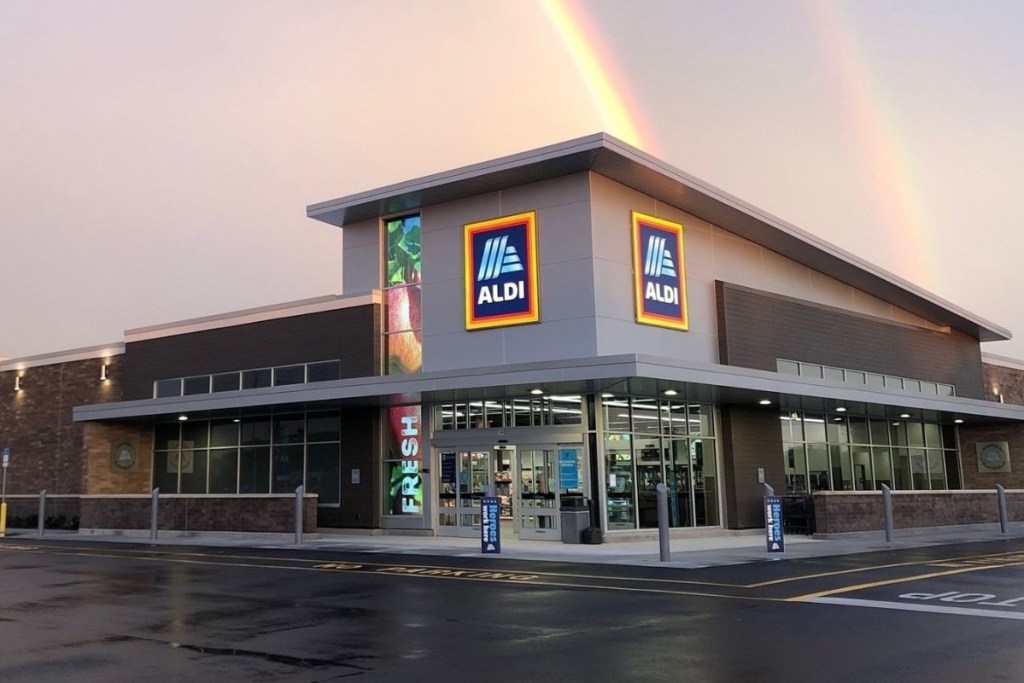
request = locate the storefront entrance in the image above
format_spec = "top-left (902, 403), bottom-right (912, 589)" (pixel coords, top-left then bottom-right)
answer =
top-left (437, 444), bottom-right (583, 541)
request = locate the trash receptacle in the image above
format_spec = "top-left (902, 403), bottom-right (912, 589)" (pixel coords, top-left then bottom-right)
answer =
top-left (560, 495), bottom-right (590, 544)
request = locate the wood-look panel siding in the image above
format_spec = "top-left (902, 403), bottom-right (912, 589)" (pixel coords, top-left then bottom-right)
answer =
top-left (720, 406), bottom-right (784, 529)
top-left (717, 282), bottom-right (985, 399)
top-left (123, 306), bottom-right (380, 400)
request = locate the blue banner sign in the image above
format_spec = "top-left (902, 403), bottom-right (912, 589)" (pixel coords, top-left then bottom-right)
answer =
top-left (481, 496), bottom-right (501, 554)
top-left (464, 212), bottom-right (539, 330)
top-left (558, 448), bottom-right (579, 490)
top-left (765, 496), bottom-right (785, 553)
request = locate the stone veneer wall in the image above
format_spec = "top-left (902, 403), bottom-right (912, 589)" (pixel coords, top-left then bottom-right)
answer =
top-left (813, 490), bottom-right (1024, 534)
top-left (0, 356), bottom-right (122, 496)
top-left (82, 421), bottom-right (155, 494)
top-left (80, 495), bottom-right (318, 533)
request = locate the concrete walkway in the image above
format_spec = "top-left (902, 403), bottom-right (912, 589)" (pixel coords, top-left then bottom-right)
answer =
top-left (7, 523), bottom-right (1024, 569)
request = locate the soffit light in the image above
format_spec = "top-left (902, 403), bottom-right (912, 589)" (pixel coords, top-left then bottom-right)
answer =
top-left (663, 389), bottom-right (678, 396)
top-left (899, 413), bottom-right (911, 419)
top-left (954, 419), bottom-right (964, 424)
top-left (177, 415), bottom-right (189, 422)
top-left (835, 406), bottom-right (847, 413)
top-left (530, 388), bottom-right (544, 396)
top-left (758, 399), bottom-right (771, 406)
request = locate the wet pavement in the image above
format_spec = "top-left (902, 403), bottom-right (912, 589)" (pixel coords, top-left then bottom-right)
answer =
top-left (4, 530), bottom-right (1024, 681)
top-left (6, 520), bottom-right (1024, 568)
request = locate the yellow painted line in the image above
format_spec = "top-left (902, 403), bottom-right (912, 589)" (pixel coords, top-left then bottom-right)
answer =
top-left (787, 561), bottom-right (1024, 602)
top-left (746, 549), bottom-right (1024, 588)
top-left (5, 542), bottom-right (745, 588)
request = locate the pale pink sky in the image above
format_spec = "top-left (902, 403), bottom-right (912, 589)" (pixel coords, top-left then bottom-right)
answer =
top-left (1, 1), bottom-right (1022, 359)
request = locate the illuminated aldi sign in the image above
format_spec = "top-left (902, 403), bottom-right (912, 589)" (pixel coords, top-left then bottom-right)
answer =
top-left (464, 211), bottom-right (540, 330)
top-left (631, 211), bottom-right (688, 330)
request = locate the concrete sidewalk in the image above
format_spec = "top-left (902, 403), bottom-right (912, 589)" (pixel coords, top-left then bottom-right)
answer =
top-left (7, 523), bottom-right (1024, 569)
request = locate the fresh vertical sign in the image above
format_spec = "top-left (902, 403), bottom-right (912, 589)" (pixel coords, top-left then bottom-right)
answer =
top-left (631, 211), bottom-right (688, 330)
top-left (464, 212), bottom-right (539, 330)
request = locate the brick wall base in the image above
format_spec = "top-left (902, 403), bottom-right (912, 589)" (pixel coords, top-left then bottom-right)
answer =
top-left (813, 490), bottom-right (1024, 533)
top-left (80, 495), bottom-right (318, 533)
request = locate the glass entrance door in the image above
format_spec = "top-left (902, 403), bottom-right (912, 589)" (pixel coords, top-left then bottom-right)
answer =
top-left (517, 448), bottom-right (560, 540)
top-left (437, 445), bottom-right (582, 541)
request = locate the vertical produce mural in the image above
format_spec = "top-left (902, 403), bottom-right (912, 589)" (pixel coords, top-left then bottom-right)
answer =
top-left (385, 215), bottom-right (422, 374)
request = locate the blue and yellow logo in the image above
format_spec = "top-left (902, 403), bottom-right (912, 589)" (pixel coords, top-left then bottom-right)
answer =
top-left (464, 212), bottom-right (539, 330)
top-left (632, 211), bottom-right (688, 330)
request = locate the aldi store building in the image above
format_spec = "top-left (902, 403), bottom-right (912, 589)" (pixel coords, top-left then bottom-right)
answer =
top-left (4, 133), bottom-right (1024, 541)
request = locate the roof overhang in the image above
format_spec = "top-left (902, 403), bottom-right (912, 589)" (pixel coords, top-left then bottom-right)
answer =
top-left (74, 354), bottom-right (1024, 426)
top-left (307, 133), bottom-right (1009, 343)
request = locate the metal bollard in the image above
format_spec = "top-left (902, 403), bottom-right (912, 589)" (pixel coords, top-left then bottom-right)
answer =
top-left (37, 490), bottom-right (47, 537)
top-left (150, 488), bottom-right (159, 542)
top-left (295, 485), bottom-right (305, 546)
top-left (881, 484), bottom-right (894, 542)
top-left (997, 484), bottom-right (1009, 535)
top-left (656, 483), bottom-right (670, 562)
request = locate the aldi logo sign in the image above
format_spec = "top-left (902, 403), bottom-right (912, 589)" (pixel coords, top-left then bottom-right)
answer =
top-left (464, 212), bottom-right (539, 330)
top-left (632, 211), bottom-right (688, 330)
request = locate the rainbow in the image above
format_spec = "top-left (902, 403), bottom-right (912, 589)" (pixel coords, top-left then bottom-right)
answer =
top-left (540, 0), bottom-right (654, 153)
top-left (804, 0), bottom-right (935, 289)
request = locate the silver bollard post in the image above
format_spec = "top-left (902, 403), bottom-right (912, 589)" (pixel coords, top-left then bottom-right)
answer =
top-left (997, 484), bottom-right (1009, 535)
top-left (656, 483), bottom-right (670, 562)
top-left (295, 485), bottom-right (305, 546)
top-left (37, 490), bottom-right (46, 537)
top-left (881, 484), bottom-right (894, 542)
top-left (150, 488), bottom-right (159, 542)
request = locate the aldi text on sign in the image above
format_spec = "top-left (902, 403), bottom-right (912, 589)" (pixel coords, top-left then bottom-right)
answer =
top-left (464, 212), bottom-right (539, 330)
top-left (480, 496), bottom-right (501, 553)
top-left (765, 495), bottom-right (785, 553)
top-left (631, 211), bottom-right (688, 330)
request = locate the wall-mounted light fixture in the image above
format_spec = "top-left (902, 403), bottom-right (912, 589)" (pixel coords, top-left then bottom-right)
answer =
top-left (14, 375), bottom-right (23, 392)
top-left (100, 363), bottom-right (110, 381)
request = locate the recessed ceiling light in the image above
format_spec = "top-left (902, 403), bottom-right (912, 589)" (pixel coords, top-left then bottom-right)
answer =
top-left (954, 418), bottom-right (964, 424)
top-left (900, 413), bottom-right (911, 419)
top-left (663, 389), bottom-right (678, 396)
top-left (835, 406), bottom-right (847, 413)
top-left (530, 388), bottom-right (544, 395)
top-left (601, 393), bottom-right (614, 398)
top-left (759, 399), bottom-right (772, 406)
top-left (177, 415), bottom-right (189, 422)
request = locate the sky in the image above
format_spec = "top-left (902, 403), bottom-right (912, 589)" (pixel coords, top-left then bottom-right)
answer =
top-left (1, 0), bottom-right (1022, 360)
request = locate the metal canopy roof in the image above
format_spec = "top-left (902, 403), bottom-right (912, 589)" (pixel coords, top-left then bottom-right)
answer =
top-left (73, 353), bottom-right (1024, 427)
top-left (307, 133), bottom-right (1009, 343)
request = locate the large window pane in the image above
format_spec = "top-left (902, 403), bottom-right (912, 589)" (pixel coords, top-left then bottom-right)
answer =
top-left (872, 447), bottom-right (893, 489)
top-left (274, 364), bottom-right (306, 386)
top-left (307, 361), bottom-right (341, 383)
top-left (631, 399), bottom-right (660, 434)
top-left (183, 376), bottom-right (211, 395)
top-left (869, 420), bottom-right (890, 446)
top-left (239, 446), bottom-right (270, 493)
top-left (849, 417), bottom-right (870, 445)
top-left (693, 439), bottom-right (718, 526)
top-left (306, 443), bottom-right (340, 505)
top-left (785, 444), bottom-right (807, 493)
top-left (829, 445), bottom-right (853, 491)
top-left (807, 444), bottom-right (830, 491)
top-left (155, 379), bottom-right (182, 398)
top-left (154, 423), bottom-right (180, 451)
top-left (240, 418), bottom-right (271, 446)
top-left (892, 448), bottom-right (910, 489)
top-left (307, 412), bottom-right (341, 442)
top-left (928, 452), bottom-right (947, 490)
top-left (153, 451), bottom-right (179, 493)
top-left (179, 449), bottom-right (208, 494)
top-left (826, 415), bottom-right (849, 444)
top-left (209, 448), bottom-right (238, 494)
top-left (272, 444), bottom-right (304, 493)
top-left (852, 448), bottom-right (872, 490)
top-left (210, 419), bottom-right (239, 448)
top-left (212, 372), bottom-right (240, 392)
top-left (241, 368), bottom-right (272, 390)
top-left (602, 397), bottom-right (631, 432)
top-left (180, 421), bottom-right (209, 449)
top-left (781, 413), bottom-right (803, 441)
top-left (803, 414), bottom-right (826, 443)
top-left (273, 415), bottom-right (304, 444)
top-left (910, 449), bottom-right (928, 490)
top-left (606, 440), bottom-right (635, 530)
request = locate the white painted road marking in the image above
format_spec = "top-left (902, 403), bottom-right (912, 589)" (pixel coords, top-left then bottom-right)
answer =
top-left (807, 597), bottom-right (1024, 620)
